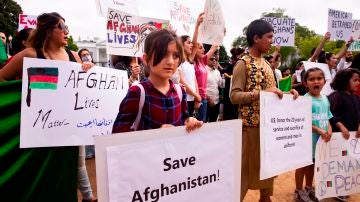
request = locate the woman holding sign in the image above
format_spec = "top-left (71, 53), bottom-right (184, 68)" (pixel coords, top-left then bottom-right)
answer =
top-left (0, 12), bottom-right (94, 202)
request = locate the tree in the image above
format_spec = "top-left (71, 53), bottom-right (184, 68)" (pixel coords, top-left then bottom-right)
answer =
top-left (218, 45), bottom-right (229, 63)
top-left (66, 35), bottom-right (79, 52)
top-left (0, 0), bottom-right (22, 36)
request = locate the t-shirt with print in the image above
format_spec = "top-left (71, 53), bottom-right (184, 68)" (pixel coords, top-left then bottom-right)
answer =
top-left (305, 93), bottom-right (333, 158)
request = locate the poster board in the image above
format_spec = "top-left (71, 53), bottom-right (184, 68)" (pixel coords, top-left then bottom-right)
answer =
top-left (106, 8), bottom-right (169, 57)
top-left (315, 132), bottom-right (360, 200)
top-left (20, 57), bottom-right (128, 148)
top-left (18, 14), bottom-right (37, 31)
top-left (260, 92), bottom-right (312, 179)
top-left (95, 120), bottom-right (242, 202)
top-left (327, 8), bottom-right (353, 41)
top-left (95, 0), bottom-right (139, 17)
top-left (262, 17), bottom-right (296, 46)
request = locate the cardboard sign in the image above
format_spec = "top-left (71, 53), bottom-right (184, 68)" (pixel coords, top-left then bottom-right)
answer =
top-left (198, 0), bottom-right (225, 45)
top-left (167, 0), bottom-right (200, 36)
top-left (18, 14), bottom-right (37, 31)
top-left (262, 17), bottom-right (296, 46)
top-left (106, 8), bottom-right (169, 57)
top-left (315, 132), bottom-right (360, 200)
top-left (260, 92), bottom-right (313, 179)
top-left (95, 120), bottom-right (242, 202)
top-left (349, 40), bottom-right (360, 51)
top-left (20, 58), bottom-right (128, 148)
top-left (327, 8), bottom-right (353, 41)
top-left (95, 0), bottom-right (139, 17)
top-left (352, 19), bottom-right (360, 39)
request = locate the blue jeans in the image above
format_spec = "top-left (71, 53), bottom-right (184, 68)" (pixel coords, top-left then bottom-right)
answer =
top-left (198, 99), bottom-right (207, 122)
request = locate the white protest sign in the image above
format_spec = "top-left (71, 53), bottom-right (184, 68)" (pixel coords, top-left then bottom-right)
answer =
top-left (167, 0), bottom-right (200, 36)
top-left (315, 132), bottom-right (360, 200)
top-left (303, 61), bottom-right (334, 96)
top-left (260, 92), bottom-right (312, 180)
top-left (95, 0), bottom-right (138, 17)
top-left (20, 58), bottom-right (128, 148)
top-left (198, 0), bottom-right (225, 45)
top-left (348, 20), bottom-right (360, 51)
top-left (349, 40), bottom-right (360, 51)
top-left (95, 120), bottom-right (242, 202)
top-left (262, 17), bottom-right (295, 46)
top-left (352, 19), bottom-right (360, 39)
top-left (18, 14), bottom-right (37, 31)
top-left (327, 8), bottom-right (353, 41)
top-left (106, 8), bottom-right (169, 57)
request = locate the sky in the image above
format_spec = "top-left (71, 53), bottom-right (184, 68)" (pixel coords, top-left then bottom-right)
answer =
top-left (14, 0), bottom-right (360, 53)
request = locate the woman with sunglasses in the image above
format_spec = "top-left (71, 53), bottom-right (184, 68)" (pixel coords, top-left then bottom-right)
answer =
top-left (0, 12), bottom-right (92, 81)
top-left (0, 12), bottom-right (95, 202)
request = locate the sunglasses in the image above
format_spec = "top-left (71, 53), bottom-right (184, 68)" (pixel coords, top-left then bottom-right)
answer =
top-left (56, 23), bottom-right (69, 32)
top-left (210, 58), bottom-right (218, 61)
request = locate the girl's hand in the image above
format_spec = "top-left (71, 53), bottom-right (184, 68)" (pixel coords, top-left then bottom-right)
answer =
top-left (319, 129), bottom-right (331, 142)
top-left (160, 124), bottom-right (174, 128)
top-left (131, 64), bottom-right (140, 77)
top-left (82, 62), bottom-right (95, 72)
top-left (324, 32), bottom-right (331, 41)
top-left (194, 101), bottom-right (201, 109)
top-left (340, 127), bottom-right (350, 140)
top-left (184, 117), bottom-right (203, 133)
top-left (266, 87), bottom-right (283, 99)
top-left (289, 89), bottom-right (299, 100)
top-left (356, 127), bottom-right (360, 138)
top-left (196, 12), bottom-right (205, 26)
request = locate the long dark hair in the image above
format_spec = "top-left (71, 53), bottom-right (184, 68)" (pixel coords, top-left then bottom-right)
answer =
top-left (331, 68), bottom-right (360, 92)
top-left (28, 12), bottom-right (65, 50)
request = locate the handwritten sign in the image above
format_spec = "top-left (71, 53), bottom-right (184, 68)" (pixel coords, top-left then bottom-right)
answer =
top-left (95, 120), bottom-right (242, 202)
top-left (262, 17), bottom-right (295, 46)
top-left (20, 58), bottom-right (128, 148)
top-left (260, 92), bottom-right (312, 179)
top-left (95, 0), bottom-right (138, 17)
top-left (349, 20), bottom-right (360, 51)
top-left (315, 132), bottom-right (360, 200)
top-left (18, 14), bottom-right (37, 31)
top-left (198, 0), bottom-right (225, 45)
top-left (106, 8), bottom-right (169, 57)
top-left (327, 8), bottom-right (353, 41)
top-left (167, 0), bottom-right (199, 36)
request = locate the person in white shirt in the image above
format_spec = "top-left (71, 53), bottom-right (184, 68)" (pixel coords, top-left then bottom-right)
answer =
top-left (206, 55), bottom-right (225, 122)
top-left (337, 51), bottom-right (353, 71)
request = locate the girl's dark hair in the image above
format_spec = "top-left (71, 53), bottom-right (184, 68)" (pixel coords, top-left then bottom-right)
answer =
top-left (318, 52), bottom-right (333, 64)
top-left (28, 12), bottom-right (65, 50)
top-left (330, 68), bottom-right (360, 91)
top-left (303, 67), bottom-right (325, 83)
top-left (180, 35), bottom-right (190, 44)
top-left (144, 29), bottom-right (184, 67)
top-left (264, 55), bottom-right (274, 63)
top-left (246, 19), bottom-right (273, 47)
top-left (350, 53), bottom-right (360, 71)
top-left (78, 48), bottom-right (89, 57)
top-left (12, 28), bottom-right (33, 54)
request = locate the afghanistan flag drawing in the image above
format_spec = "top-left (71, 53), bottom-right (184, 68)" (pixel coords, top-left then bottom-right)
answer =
top-left (26, 67), bottom-right (59, 107)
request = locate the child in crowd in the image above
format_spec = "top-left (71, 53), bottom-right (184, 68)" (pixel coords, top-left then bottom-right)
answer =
top-left (328, 68), bottom-right (360, 201)
top-left (294, 68), bottom-right (333, 202)
top-left (112, 29), bottom-right (203, 133)
top-left (230, 19), bottom-right (298, 202)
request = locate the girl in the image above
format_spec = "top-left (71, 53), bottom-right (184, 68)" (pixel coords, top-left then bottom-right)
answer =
top-left (294, 67), bottom-right (333, 202)
top-left (112, 29), bottom-right (202, 133)
top-left (329, 68), bottom-right (360, 139)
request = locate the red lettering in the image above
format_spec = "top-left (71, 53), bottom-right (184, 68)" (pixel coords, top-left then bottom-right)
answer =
top-left (20, 14), bottom-right (27, 24)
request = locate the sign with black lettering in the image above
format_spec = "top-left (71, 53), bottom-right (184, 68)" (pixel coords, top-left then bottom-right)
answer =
top-left (106, 8), bottom-right (169, 57)
top-left (20, 58), bottom-right (128, 148)
top-left (260, 92), bottom-right (312, 179)
top-left (315, 132), bottom-right (360, 200)
top-left (262, 17), bottom-right (295, 46)
top-left (95, 0), bottom-right (139, 17)
top-left (327, 8), bottom-right (353, 41)
top-left (95, 120), bottom-right (242, 202)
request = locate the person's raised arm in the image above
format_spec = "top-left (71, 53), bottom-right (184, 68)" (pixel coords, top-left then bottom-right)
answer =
top-left (309, 32), bottom-right (331, 62)
top-left (335, 36), bottom-right (354, 59)
top-left (190, 12), bottom-right (204, 62)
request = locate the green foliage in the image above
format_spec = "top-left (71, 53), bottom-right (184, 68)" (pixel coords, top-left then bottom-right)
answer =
top-left (0, 0), bottom-right (22, 36)
top-left (218, 45), bottom-right (229, 63)
top-left (66, 36), bottom-right (79, 51)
